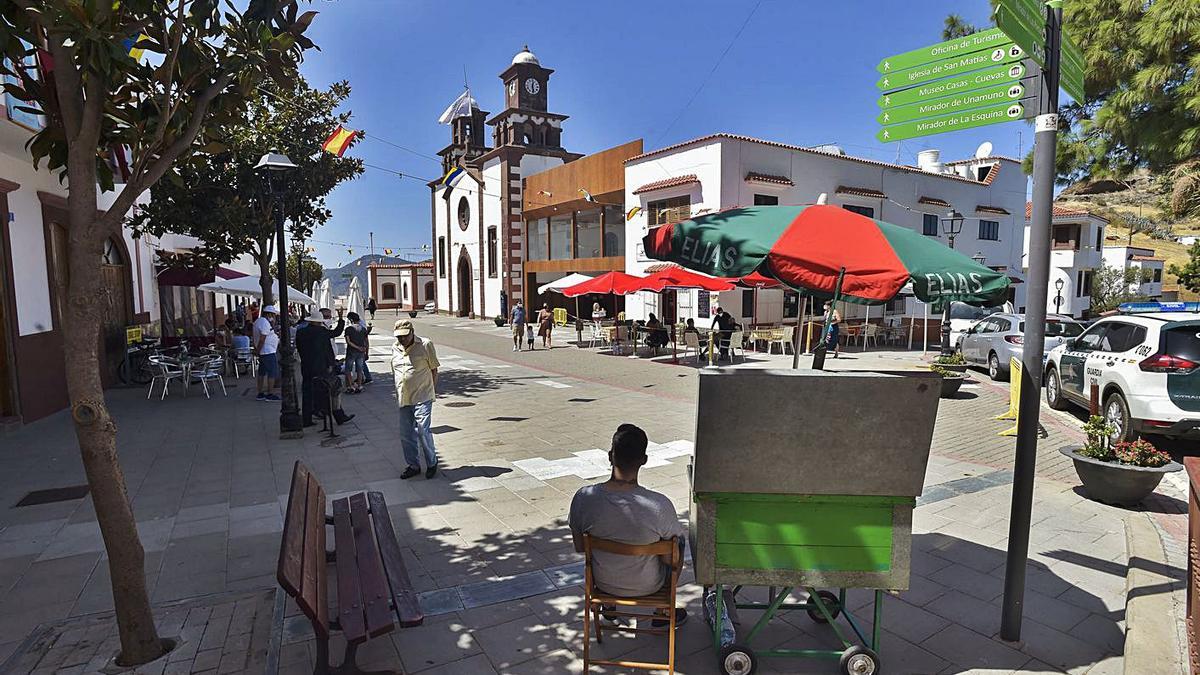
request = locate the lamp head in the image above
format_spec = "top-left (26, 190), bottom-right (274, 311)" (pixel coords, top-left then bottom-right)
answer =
top-left (1055, 278), bottom-right (1065, 291)
top-left (254, 151), bottom-right (297, 172)
top-left (941, 210), bottom-right (965, 236)
top-left (971, 252), bottom-right (986, 265)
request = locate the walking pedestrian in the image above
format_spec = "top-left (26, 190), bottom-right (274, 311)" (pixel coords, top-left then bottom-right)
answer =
top-left (343, 312), bottom-right (369, 394)
top-left (538, 303), bottom-right (553, 348)
top-left (510, 300), bottom-right (526, 352)
top-left (391, 320), bottom-right (440, 479)
top-left (823, 301), bottom-right (841, 358)
top-left (252, 305), bottom-right (280, 401)
top-left (367, 297), bottom-right (377, 322)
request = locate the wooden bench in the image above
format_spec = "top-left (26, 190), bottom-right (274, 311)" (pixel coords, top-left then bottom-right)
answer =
top-left (277, 461), bottom-right (423, 674)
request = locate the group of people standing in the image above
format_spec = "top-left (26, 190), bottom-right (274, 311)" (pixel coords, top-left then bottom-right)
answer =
top-left (509, 300), bottom-right (556, 351)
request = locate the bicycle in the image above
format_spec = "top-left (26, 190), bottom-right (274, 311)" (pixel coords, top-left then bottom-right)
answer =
top-left (118, 338), bottom-right (160, 385)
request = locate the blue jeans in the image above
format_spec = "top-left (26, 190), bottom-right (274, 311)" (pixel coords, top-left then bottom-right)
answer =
top-left (399, 400), bottom-right (438, 470)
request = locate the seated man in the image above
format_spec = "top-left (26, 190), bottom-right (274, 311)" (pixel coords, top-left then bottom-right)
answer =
top-left (569, 424), bottom-right (687, 626)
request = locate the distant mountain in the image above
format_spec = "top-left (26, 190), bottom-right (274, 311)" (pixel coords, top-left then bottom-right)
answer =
top-left (323, 254), bottom-right (413, 297)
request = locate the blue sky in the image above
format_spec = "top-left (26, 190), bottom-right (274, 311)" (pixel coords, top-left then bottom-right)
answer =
top-left (299, 0), bottom-right (1019, 268)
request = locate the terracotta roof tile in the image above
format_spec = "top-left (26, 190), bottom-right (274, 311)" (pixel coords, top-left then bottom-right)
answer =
top-left (979, 163), bottom-right (1001, 186)
top-left (1131, 255), bottom-right (1164, 262)
top-left (918, 196), bottom-right (952, 208)
top-left (744, 172), bottom-right (794, 186)
top-left (943, 155), bottom-right (1023, 165)
top-left (625, 133), bottom-right (1002, 185)
top-left (1024, 202), bottom-right (1111, 222)
top-left (976, 205), bottom-right (1011, 215)
top-left (632, 174), bottom-right (699, 195)
top-left (835, 185), bottom-right (887, 199)
top-left (645, 262), bottom-right (683, 272)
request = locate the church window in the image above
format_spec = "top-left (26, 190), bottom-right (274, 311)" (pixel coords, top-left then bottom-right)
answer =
top-left (457, 196), bottom-right (470, 231)
top-left (438, 237), bottom-right (446, 277)
top-left (487, 227), bottom-right (498, 277)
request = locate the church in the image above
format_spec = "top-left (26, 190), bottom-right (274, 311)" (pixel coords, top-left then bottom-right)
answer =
top-left (430, 46), bottom-right (581, 319)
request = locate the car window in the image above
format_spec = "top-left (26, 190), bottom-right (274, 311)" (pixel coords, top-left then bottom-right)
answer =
top-left (1042, 320), bottom-right (1085, 337)
top-left (978, 320), bottom-right (999, 334)
top-left (1074, 324), bottom-right (1109, 352)
top-left (994, 318), bottom-right (1012, 332)
top-left (951, 303), bottom-right (1002, 321)
top-left (1099, 322), bottom-right (1146, 352)
top-left (1164, 325), bottom-right (1200, 361)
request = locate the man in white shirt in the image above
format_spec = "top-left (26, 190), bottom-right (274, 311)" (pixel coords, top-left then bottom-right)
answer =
top-left (390, 320), bottom-right (440, 479)
top-left (253, 305), bottom-right (280, 401)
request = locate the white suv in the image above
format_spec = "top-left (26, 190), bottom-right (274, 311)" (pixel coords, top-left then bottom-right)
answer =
top-left (1044, 302), bottom-right (1200, 443)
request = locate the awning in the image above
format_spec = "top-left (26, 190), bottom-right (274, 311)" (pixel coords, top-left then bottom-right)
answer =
top-left (632, 174), bottom-right (699, 195)
top-left (835, 185), bottom-right (887, 199)
top-left (538, 273), bottom-right (595, 295)
top-left (156, 265), bottom-right (248, 287)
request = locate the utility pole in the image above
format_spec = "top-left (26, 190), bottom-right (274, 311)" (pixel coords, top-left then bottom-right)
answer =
top-left (370, 231), bottom-right (375, 261)
top-left (1001, 0), bottom-right (1061, 642)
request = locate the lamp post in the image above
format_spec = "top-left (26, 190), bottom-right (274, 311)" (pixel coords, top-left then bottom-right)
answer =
top-left (939, 210), bottom-right (965, 356)
top-left (1054, 277), bottom-right (1064, 315)
top-left (255, 150), bottom-right (302, 438)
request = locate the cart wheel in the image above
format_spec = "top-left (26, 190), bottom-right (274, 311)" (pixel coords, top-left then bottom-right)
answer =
top-left (839, 645), bottom-right (880, 675)
top-left (806, 590), bottom-right (842, 623)
top-left (719, 644), bottom-right (757, 675)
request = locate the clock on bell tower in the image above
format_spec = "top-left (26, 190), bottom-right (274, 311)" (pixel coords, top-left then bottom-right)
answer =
top-left (490, 45), bottom-right (572, 151)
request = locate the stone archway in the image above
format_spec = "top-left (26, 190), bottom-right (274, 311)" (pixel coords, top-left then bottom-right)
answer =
top-left (456, 254), bottom-right (473, 318)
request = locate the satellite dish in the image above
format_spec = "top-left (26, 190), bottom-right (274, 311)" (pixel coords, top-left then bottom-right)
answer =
top-left (974, 141), bottom-right (994, 159)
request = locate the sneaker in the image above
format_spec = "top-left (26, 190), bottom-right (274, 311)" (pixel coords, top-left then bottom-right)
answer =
top-left (264, 394), bottom-right (281, 401)
top-left (650, 608), bottom-right (688, 629)
top-left (425, 465), bottom-right (437, 479)
top-left (400, 466), bottom-right (421, 480)
top-left (255, 392), bottom-right (266, 401)
top-left (513, 346), bottom-right (518, 352)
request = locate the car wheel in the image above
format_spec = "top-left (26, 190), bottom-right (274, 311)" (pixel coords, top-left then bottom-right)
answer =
top-left (988, 352), bottom-right (1008, 381)
top-left (1045, 367), bottom-right (1069, 410)
top-left (1105, 391), bottom-right (1136, 443)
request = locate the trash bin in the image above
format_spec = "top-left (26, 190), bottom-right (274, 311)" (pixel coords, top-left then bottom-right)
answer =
top-left (689, 368), bottom-right (940, 675)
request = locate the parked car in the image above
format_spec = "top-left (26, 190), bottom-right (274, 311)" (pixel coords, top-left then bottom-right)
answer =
top-left (957, 312), bottom-right (1084, 380)
top-left (947, 302), bottom-right (1006, 349)
top-left (1045, 301), bottom-right (1200, 443)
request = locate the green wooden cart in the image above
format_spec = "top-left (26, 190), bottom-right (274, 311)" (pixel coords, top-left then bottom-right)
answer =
top-left (689, 369), bottom-right (940, 674)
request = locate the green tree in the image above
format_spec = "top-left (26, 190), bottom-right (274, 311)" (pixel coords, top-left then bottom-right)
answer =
top-left (0, 1), bottom-right (317, 664)
top-left (1091, 264), bottom-right (1150, 314)
top-left (271, 247), bottom-right (325, 295)
top-left (1170, 242), bottom-right (1200, 295)
top-left (942, 14), bottom-right (977, 39)
top-left (132, 75), bottom-right (361, 304)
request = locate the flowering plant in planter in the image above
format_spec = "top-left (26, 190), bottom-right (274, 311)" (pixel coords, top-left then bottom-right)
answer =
top-left (1078, 415), bottom-right (1115, 461)
top-left (1112, 439), bottom-right (1171, 468)
top-left (934, 353), bottom-right (967, 366)
top-left (1062, 415), bottom-right (1181, 506)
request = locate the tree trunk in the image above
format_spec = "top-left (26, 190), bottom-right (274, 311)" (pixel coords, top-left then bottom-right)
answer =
top-left (256, 239), bottom-right (274, 306)
top-left (63, 193), bottom-right (164, 663)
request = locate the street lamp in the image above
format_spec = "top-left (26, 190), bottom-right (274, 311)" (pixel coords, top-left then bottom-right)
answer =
top-left (1054, 277), bottom-right (1065, 315)
top-left (255, 150), bottom-right (302, 438)
top-left (939, 211), bottom-right (965, 356)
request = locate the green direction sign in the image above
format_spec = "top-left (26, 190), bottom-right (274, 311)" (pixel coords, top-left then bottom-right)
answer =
top-left (999, 0), bottom-right (1046, 41)
top-left (877, 43), bottom-right (1025, 92)
top-left (877, 101), bottom-right (1029, 143)
top-left (876, 80), bottom-right (1034, 126)
top-left (995, 4), bottom-right (1047, 67)
top-left (876, 27), bottom-right (1010, 74)
top-left (1060, 61), bottom-right (1085, 101)
top-left (1061, 35), bottom-right (1084, 72)
top-left (877, 61), bottom-right (1029, 109)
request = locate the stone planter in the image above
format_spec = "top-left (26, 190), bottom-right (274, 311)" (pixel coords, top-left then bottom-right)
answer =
top-left (1059, 446), bottom-right (1183, 506)
top-left (938, 375), bottom-right (964, 398)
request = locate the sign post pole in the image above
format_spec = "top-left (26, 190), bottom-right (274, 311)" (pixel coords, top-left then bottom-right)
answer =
top-left (1001, 0), bottom-right (1061, 642)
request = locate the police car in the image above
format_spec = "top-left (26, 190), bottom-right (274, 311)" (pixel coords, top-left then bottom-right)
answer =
top-left (1044, 302), bottom-right (1200, 443)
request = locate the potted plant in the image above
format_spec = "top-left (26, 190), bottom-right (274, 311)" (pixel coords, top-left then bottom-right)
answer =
top-left (933, 353), bottom-right (969, 373)
top-left (930, 364), bottom-right (965, 398)
top-left (408, 310), bottom-right (419, 318)
top-left (494, 316), bottom-right (506, 327)
top-left (1059, 416), bottom-right (1182, 506)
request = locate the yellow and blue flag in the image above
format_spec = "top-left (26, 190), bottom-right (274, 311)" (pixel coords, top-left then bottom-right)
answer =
top-left (122, 34), bottom-right (148, 60)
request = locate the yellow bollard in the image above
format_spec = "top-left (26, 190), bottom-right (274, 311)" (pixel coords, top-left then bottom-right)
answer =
top-left (999, 357), bottom-right (1022, 436)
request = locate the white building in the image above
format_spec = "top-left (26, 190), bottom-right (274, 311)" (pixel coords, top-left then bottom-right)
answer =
top-left (1024, 204), bottom-right (1106, 318)
top-left (368, 261), bottom-right (435, 313)
top-left (431, 46), bottom-right (581, 320)
top-left (622, 134), bottom-right (1028, 338)
top-left (1102, 244), bottom-right (1164, 300)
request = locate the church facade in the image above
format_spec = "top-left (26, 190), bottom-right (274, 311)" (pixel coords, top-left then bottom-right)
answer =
top-left (431, 46), bottom-right (580, 319)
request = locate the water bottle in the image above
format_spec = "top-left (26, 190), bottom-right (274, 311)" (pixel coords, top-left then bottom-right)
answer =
top-left (704, 589), bottom-right (736, 647)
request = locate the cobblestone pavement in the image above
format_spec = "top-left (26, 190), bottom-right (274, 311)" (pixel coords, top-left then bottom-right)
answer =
top-left (0, 310), bottom-right (1186, 674)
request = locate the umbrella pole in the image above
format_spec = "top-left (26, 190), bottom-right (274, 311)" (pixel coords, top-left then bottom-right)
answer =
top-left (792, 292), bottom-right (805, 369)
top-left (811, 267), bottom-right (845, 371)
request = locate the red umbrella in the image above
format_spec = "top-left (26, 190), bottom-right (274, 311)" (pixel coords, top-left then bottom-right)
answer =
top-left (730, 270), bottom-right (781, 289)
top-left (562, 271), bottom-right (649, 297)
top-left (641, 266), bottom-right (735, 292)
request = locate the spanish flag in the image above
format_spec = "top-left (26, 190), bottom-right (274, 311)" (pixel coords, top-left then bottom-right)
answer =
top-left (322, 125), bottom-right (358, 157)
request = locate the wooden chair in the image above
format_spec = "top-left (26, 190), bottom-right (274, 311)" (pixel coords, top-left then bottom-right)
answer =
top-left (582, 535), bottom-right (683, 674)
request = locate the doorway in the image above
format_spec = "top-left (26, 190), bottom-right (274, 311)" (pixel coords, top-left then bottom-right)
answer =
top-left (456, 255), bottom-right (473, 318)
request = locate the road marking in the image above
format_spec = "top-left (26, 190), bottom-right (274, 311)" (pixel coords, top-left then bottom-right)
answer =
top-left (535, 379), bottom-right (572, 389)
top-left (511, 440), bottom-right (694, 480)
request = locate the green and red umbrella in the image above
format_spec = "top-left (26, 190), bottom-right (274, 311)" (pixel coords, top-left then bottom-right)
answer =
top-left (642, 204), bottom-right (1011, 307)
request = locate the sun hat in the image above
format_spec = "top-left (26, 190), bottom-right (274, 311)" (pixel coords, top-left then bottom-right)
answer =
top-left (393, 319), bottom-right (413, 337)
top-left (262, 305), bottom-right (279, 314)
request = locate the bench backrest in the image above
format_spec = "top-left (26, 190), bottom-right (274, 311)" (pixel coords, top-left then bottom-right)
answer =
top-left (278, 461), bottom-right (330, 638)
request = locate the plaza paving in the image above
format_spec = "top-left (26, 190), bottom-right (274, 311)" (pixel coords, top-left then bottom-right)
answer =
top-left (0, 310), bottom-right (1188, 674)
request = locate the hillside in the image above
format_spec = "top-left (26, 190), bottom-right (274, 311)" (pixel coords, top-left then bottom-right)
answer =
top-left (322, 254), bottom-right (413, 297)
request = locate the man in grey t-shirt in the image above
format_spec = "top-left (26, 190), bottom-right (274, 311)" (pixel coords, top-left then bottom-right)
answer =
top-left (569, 424), bottom-right (687, 626)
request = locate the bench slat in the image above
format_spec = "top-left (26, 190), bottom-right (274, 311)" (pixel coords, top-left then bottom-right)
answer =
top-left (349, 493), bottom-right (396, 638)
top-left (333, 497), bottom-right (368, 644)
top-left (300, 473), bottom-right (329, 637)
top-left (277, 461), bottom-right (308, 597)
top-left (367, 491), bottom-right (425, 627)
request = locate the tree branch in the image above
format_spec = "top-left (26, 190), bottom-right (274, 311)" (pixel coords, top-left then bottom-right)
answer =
top-left (26, 6), bottom-right (84, 141)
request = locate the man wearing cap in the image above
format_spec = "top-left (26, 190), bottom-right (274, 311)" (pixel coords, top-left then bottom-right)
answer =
top-left (252, 305), bottom-right (280, 401)
top-left (296, 307), bottom-right (354, 427)
top-left (391, 319), bottom-right (440, 479)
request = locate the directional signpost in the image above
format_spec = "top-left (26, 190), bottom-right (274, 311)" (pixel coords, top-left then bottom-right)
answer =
top-left (876, 101), bottom-right (1029, 142)
top-left (877, 61), bottom-right (1029, 109)
top-left (876, 80), bottom-right (1033, 126)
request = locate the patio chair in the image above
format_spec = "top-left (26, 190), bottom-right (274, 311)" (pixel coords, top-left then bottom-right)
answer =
top-left (146, 356), bottom-right (185, 400)
top-left (588, 321), bottom-right (608, 349)
top-left (190, 355), bottom-right (227, 399)
top-left (863, 323), bottom-right (879, 350)
top-left (582, 535), bottom-right (683, 674)
top-left (769, 326), bottom-right (794, 355)
top-left (728, 330), bottom-right (745, 363)
top-left (683, 332), bottom-right (702, 362)
top-left (231, 347), bottom-right (256, 378)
